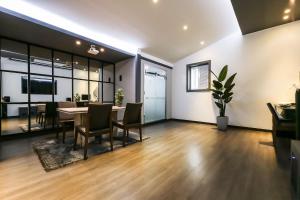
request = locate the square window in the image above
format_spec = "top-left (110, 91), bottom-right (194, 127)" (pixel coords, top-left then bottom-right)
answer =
top-left (187, 61), bottom-right (211, 92)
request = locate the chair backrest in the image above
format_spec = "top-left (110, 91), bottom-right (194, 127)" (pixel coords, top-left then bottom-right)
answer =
top-left (123, 103), bottom-right (143, 125)
top-left (296, 89), bottom-right (300, 139)
top-left (267, 103), bottom-right (280, 123)
top-left (87, 104), bottom-right (112, 131)
top-left (58, 102), bottom-right (76, 120)
top-left (45, 102), bottom-right (58, 118)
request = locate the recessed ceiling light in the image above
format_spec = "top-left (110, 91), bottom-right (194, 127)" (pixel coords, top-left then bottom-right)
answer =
top-left (75, 40), bottom-right (81, 45)
top-left (283, 15), bottom-right (290, 20)
top-left (152, 0), bottom-right (159, 4)
top-left (284, 8), bottom-right (291, 14)
top-left (75, 61), bottom-right (79, 65)
top-left (100, 48), bottom-right (105, 52)
top-left (183, 25), bottom-right (188, 31)
top-left (200, 41), bottom-right (205, 45)
top-left (56, 58), bottom-right (60, 61)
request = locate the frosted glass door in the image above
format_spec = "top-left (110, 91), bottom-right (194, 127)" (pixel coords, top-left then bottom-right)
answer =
top-left (144, 68), bottom-right (166, 123)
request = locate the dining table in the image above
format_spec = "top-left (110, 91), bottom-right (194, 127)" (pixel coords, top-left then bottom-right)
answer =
top-left (58, 106), bottom-right (126, 143)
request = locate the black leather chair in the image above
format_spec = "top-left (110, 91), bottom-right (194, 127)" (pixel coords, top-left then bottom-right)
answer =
top-left (267, 103), bottom-right (296, 147)
top-left (74, 104), bottom-right (113, 160)
top-left (113, 103), bottom-right (143, 147)
top-left (41, 102), bottom-right (58, 128)
top-left (296, 89), bottom-right (300, 140)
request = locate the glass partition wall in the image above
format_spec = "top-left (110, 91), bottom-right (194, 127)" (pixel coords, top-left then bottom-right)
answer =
top-left (0, 37), bottom-right (115, 136)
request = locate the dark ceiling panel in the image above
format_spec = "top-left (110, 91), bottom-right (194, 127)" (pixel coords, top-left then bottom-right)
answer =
top-left (231, 0), bottom-right (300, 35)
top-left (0, 10), bottom-right (133, 63)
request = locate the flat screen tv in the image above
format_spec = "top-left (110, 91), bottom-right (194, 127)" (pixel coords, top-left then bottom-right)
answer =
top-left (22, 77), bottom-right (57, 95)
top-left (81, 94), bottom-right (89, 101)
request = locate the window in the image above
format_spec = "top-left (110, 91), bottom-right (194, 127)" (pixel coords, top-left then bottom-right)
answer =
top-left (186, 60), bottom-right (211, 92)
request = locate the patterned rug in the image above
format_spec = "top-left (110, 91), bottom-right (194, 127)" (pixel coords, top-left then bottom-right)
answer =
top-left (32, 133), bottom-right (150, 172)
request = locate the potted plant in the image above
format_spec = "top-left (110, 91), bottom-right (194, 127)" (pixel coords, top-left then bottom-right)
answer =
top-left (74, 93), bottom-right (81, 102)
top-left (211, 65), bottom-right (237, 131)
top-left (115, 88), bottom-right (125, 106)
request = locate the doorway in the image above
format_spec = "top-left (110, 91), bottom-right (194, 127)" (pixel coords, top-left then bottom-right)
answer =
top-left (143, 64), bottom-right (166, 123)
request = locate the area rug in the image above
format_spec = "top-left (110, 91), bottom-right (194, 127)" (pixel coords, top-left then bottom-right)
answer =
top-left (32, 133), bottom-right (150, 172)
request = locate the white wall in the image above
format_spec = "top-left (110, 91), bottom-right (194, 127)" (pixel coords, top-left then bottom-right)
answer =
top-left (172, 21), bottom-right (300, 130)
top-left (115, 57), bottom-right (136, 119)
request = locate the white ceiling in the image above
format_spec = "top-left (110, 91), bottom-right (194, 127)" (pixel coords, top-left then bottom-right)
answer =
top-left (1, 0), bottom-right (240, 63)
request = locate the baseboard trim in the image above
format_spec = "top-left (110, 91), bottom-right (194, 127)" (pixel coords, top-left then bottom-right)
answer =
top-left (171, 118), bottom-right (271, 132)
top-left (143, 119), bottom-right (171, 127)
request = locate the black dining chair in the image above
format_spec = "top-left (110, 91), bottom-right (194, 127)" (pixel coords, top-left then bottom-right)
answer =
top-left (113, 103), bottom-right (143, 147)
top-left (74, 104), bottom-right (113, 160)
top-left (57, 102), bottom-right (77, 143)
top-left (267, 103), bottom-right (295, 147)
top-left (296, 89), bottom-right (300, 140)
top-left (41, 102), bottom-right (58, 128)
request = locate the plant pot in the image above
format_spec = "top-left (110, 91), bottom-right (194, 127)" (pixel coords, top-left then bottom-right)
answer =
top-left (217, 116), bottom-right (228, 131)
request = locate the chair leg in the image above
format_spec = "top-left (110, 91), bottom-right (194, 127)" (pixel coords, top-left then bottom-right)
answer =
top-left (43, 118), bottom-right (46, 129)
top-left (126, 129), bottom-right (129, 144)
top-left (110, 132), bottom-right (114, 151)
top-left (74, 128), bottom-right (78, 150)
top-left (139, 127), bottom-right (143, 142)
top-left (84, 136), bottom-right (88, 160)
top-left (122, 129), bottom-right (126, 147)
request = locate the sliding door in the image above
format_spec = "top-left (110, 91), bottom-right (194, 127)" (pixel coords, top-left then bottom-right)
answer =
top-left (144, 64), bottom-right (166, 123)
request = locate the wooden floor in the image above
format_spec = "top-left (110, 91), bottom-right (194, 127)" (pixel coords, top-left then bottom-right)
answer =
top-left (0, 121), bottom-right (293, 200)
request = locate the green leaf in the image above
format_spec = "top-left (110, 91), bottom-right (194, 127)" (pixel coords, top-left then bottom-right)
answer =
top-left (218, 65), bottom-right (228, 82)
top-left (224, 73), bottom-right (237, 88)
top-left (213, 80), bottom-right (223, 89)
top-left (224, 83), bottom-right (235, 94)
top-left (215, 102), bottom-right (223, 109)
top-left (223, 92), bottom-right (233, 99)
top-left (211, 89), bottom-right (223, 95)
top-left (225, 97), bottom-right (232, 103)
top-left (212, 93), bottom-right (221, 99)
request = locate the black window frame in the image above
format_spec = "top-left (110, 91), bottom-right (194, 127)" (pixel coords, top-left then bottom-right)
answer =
top-left (186, 60), bottom-right (211, 92)
top-left (0, 36), bottom-right (116, 137)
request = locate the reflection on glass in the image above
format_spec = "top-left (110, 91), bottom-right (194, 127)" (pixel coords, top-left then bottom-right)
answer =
top-left (89, 81), bottom-right (101, 102)
top-left (2, 72), bottom-right (28, 102)
top-left (89, 60), bottom-right (101, 81)
top-left (29, 75), bottom-right (53, 102)
top-left (30, 46), bottom-right (52, 75)
top-left (74, 80), bottom-right (88, 101)
top-left (54, 51), bottom-right (72, 77)
top-left (1, 39), bottom-right (28, 72)
top-left (1, 104), bottom-right (29, 135)
top-left (73, 56), bottom-right (88, 79)
top-left (54, 78), bottom-right (72, 102)
top-left (103, 64), bottom-right (114, 82)
top-left (31, 102), bottom-right (56, 131)
top-left (103, 83), bottom-right (114, 102)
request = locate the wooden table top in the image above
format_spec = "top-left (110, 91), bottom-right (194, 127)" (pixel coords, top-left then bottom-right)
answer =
top-left (58, 106), bottom-right (125, 114)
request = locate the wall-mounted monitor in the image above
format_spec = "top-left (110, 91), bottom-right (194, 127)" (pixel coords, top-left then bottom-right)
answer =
top-left (21, 76), bottom-right (57, 95)
top-left (81, 94), bottom-right (89, 101)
